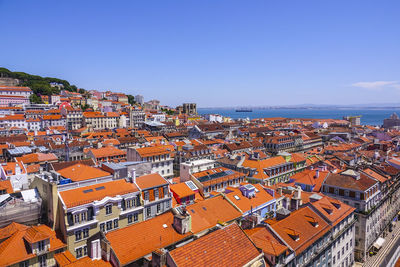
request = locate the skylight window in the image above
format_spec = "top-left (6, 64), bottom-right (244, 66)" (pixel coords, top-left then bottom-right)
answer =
top-left (234, 195), bottom-right (240, 200)
top-left (95, 186), bottom-right (105, 191)
top-left (83, 189), bottom-right (93, 193)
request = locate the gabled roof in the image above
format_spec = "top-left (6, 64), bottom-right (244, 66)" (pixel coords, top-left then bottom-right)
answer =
top-left (59, 179), bottom-right (138, 208)
top-left (88, 146), bottom-right (126, 158)
top-left (245, 227), bottom-right (288, 257)
top-left (58, 164), bottom-right (111, 181)
top-left (135, 173), bottom-right (169, 190)
top-left (23, 225), bottom-right (51, 243)
top-left (0, 223), bottom-right (65, 266)
top-left (224, 184), bottom-right (275, 213)
top-left (105, 212), bottom-right (191, 265)
top-left (135, 145), bottom-right (172, 157)
top-left (292, 169), bottom-right (329, 192)
top-left (168, 223), bottom-right (261, 267)
top-left (186, 195), bottom-right (242, 233)
top-left (269, 206), bottom-right (331, 255)
top-left (323, 172), bottom-right (377, 191)
top-left (16, 152), bottom-right (58, 164)
top-left (170, 182), bottom-right (195, 198)
top-left (309, 195), bottom-right (355, 227)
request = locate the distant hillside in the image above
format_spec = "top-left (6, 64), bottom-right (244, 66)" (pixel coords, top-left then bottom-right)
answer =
top-left (0, 67), bottom-right (88, 103)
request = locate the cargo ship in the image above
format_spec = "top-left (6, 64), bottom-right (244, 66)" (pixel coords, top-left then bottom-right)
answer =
top-left (235, 108), bottom-right (253, 112)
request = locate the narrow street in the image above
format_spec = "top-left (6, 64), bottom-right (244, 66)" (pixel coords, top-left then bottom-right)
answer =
top-left (361, 221), bottom-right (400, 267)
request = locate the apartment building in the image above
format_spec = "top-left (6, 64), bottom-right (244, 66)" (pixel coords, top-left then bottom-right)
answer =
top-left (321, 170), bottom-right (382, 261)
top-left (135, 173), bottom-right (172, 220)
top-left (128, 145), bottom-right (174, 179)
top-left (218, 152), bottom-right (307, 186)
top-left (57, 179), bottom-right (143, 259)
top-left (0, 85), bottom-right (33, 98)
top-left (190, 166), bottom-right (246, 198)
top-left (61, 106), bottom-right (83, 130)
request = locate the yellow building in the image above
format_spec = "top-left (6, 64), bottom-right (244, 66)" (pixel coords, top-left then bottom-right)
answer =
top-left (57, 179), bottom-right (143, 259)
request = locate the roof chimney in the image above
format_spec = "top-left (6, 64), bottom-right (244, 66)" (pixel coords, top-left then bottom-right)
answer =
top-left (315, 169), bottom-right (319, 179)
top-left (172, 207), bottom-right (191, 234)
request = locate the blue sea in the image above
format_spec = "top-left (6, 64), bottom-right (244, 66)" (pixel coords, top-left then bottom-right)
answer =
top-left (198, 108), bottom-right (400, 126)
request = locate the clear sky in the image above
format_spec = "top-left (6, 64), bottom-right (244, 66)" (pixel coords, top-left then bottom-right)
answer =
top-left (1, 0), bottom-right (399, 107)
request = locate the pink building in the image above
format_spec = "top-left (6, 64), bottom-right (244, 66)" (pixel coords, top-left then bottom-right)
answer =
top-left (0, 95), bottom-right (29, 107)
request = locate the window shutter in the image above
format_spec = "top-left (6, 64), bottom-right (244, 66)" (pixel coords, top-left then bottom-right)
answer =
top-left (149, 189), bottom-right (155, 201)
top-left (67, 213), bottom-right (74, 226)
top-left (159, 187), bottom-right (163, 199)
top-left (88, 207), bottom-right (94, 220)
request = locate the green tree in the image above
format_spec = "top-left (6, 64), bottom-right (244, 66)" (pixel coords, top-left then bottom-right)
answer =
top-left (127, 95), bottom-right (135, 105)
top-left (29, 94), bottom-right (43, 104)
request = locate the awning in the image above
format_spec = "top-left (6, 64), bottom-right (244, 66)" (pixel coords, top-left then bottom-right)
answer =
top-left (373, 237), bottom-right (385, 250)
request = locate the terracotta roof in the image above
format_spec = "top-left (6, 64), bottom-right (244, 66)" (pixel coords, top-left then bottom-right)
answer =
top-left (362, 168), bottom-right (388, 183)
top-left (88, 146), bottom-right (126, 158)
top-left (135, 173), bottom-right (169, 190)
top-left (245, 227), bottom-right (288, 256)
top-left (59, 179), bottom-right (138, 208)
top-left (309, 195), bottom-right (355, 227)
top-left (105, 212), bottom-right (191, 265)
top-left (186, 195), bottom-right (242, 233)
top-left (26, 164), bottom-right (40, 174)
top-left (224, 184), bottom-right (275, 213)
top-left (1, 161), bottom-right (26, 176)
top-left (292, 169), bottom-right (329, 192)
top-left (58, 164), bottom-right (111, 181)
top-left (23, 225), bottom-right (51, 243)
top-left (51, 159), bottom-right (95, 171)
top-left (323, 172), bottom-right (378, 191)
top-left (170, 182), bottom-right (195, 198)
top-left (269, 206), bottom-right (331, 255)
top-left (0, 86), bottom-right (32, 92)
top-left (0, 180), bottom-right (14, 194)
top-left (135, 145), bottom-right (172, 157)
top-left (169, 223), bottom-right (261, 267)
top-left (16, 152), bottom-right (58, 164)
top-left (0, 223), bottom-right (66, 266)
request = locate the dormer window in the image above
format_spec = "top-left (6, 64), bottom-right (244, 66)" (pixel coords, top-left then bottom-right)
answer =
top-left (285, 228), bottom-right (300, 241)
top-left (305, 215), bottom-right (319, 227)
top-left (38, 240), bottom-right (45, 251)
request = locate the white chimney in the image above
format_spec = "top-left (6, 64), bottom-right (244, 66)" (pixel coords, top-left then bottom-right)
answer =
top-left (131, 168), bottom-right (136, 183)
top-left (315, 169), bottom-right (319, 179)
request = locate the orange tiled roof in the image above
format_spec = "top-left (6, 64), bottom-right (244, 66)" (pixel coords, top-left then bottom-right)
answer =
top-left (58, 164), bottom-right (111, 182)
top-left (0, 180), bottom-right (14, 194)
top-left (105, 212), bottom-right (191, 265)
top-left (170, 182), bottom-right (195, 198)
top-left (23, 225), bottom-right (51, 243)
top-left (135, 145), bottom-right (172, 157)
top-left (135, 173), bottom-right (168, 190)
top-left (59, 179), bottom-right (138, 208)
top-left (309, 194), bottom-right (355, 227)
top-left (245, 227), bottom-right (288, 256)
top-left (88, 146), bottom-right (126, 158)
top-left (0, 223), bottom-right (66, 266)
top-left (224, 184), bottom-right (275, 213)
top-left (186, 195), bottom-right (242, 233)
top-left (16, 152), bottom-right (58, 164)
top-left (169, 223), bottom-right (261, 267)
top-left (269, 206), bottom-right (331, 255)
top-left (1, 161), bottom-right (26, 176)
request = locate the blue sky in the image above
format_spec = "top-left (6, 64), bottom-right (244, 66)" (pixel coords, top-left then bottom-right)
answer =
top-left (1, 0), bottom-right (399, 107)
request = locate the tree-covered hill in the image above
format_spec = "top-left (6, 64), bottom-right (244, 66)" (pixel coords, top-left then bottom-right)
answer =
top-left (0, 67), bottom-right (81, 96)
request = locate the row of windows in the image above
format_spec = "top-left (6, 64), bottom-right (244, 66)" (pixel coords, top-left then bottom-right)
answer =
top-left (75, 228), bottom-right (89, 241)
top-left (100, 219), bottom-right (119, 232)
top-left (75, 245), bottom-right (88, 259)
